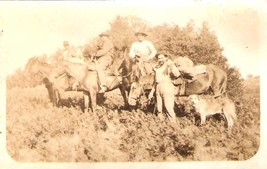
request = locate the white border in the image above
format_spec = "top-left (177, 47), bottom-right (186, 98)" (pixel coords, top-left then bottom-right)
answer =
top-left (0, 0), bottom-right (266, 169)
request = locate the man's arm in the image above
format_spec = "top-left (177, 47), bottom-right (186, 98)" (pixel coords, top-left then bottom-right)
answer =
top-left (167, 60), bottom-right (181, 78)
top-left (147, 41), bottom-right (157, 60)
top-left (148, 85), bottom-right (156, 100)
top-left (129, 42), bottom-right (137, 59)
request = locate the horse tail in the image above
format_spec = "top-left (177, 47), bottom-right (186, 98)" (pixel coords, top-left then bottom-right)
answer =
top-left (206, 65), bottom-right (214, 91)
top-left (219, 70), bottom-right (227, 96)
top-left (207, 64), bottom-right (228, 98)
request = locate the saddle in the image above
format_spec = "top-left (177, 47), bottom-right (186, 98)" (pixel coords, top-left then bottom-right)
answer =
top-left (172, 72), bottom-right (207, 96)
top-left (87, 61), bottom-right (114, 75)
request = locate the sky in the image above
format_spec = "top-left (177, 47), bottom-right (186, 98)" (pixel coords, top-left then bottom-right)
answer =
top-left (0, 0), bottom-right (266, 79)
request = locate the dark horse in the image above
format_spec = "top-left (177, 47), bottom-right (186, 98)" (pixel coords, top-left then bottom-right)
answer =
top-left (24, 54), bottom-right (135, 112)
top-left (24, 57), bottom-right (77, 106)
top-left (128, 63), bottom-right (227, 107)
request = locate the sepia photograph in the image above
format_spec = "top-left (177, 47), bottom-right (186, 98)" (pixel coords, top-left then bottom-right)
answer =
top-left (0, 0), bottom-right (266, 169)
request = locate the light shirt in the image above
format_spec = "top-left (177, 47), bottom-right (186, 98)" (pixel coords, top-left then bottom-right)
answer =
top-left (129, 40), bottom-right (157, 61)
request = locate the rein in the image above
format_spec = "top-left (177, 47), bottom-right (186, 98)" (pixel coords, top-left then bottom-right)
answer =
top-left (55, 73), bottom-right (67, 81)
top-left (121, 72), bottom-right (132, 78)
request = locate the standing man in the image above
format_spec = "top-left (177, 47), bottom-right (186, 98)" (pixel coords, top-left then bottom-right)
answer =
top-left (129, 31), bottom-right (157, 76)
top-left (93, 32), bottom-right (114, 93)
top-left (148, 54), bottom-right (180, 123)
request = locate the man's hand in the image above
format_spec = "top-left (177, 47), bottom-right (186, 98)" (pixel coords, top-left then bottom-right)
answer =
top-left (148, 92), bottom-right (154, 100)
top-left (148, 87), bottom-right (155, 100)
top-left (166, 60), bottom-right (173, 67)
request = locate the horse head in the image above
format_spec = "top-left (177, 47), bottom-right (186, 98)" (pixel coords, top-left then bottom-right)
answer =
top-left (128, 81), bottom-right (145, 106)
top-left (24, 57), bottom-right (52, 76)
top-left (24, 57), bottom-right (37, 74)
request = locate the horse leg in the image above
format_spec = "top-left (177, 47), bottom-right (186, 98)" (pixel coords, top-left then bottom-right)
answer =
top-left (119, 85), bottom-right (129, 108)
top-left (53, 89), bottom-right (60, 107)
top-left (83, 91), bottom-right (90, 113)
top-left (89, 89), bottom-right (98, 113)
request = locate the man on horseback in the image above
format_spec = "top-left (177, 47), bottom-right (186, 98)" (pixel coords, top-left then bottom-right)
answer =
top-left (62, 41), bottom-right (84, 63)
top-left (90, 32), bottom-right (114, 93)
top-left (129, 31), bottom-right (157, 76)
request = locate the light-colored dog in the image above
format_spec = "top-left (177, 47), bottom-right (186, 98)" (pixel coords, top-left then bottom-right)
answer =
top-left (189, 94), bottom-right (237, 128)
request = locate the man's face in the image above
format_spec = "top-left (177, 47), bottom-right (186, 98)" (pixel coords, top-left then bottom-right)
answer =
top-left (158, 55), bottom-right (167, 64)
top-left (137, 34), bottom-right (145, 42)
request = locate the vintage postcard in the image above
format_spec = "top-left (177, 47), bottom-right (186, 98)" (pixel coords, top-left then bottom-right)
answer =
top-left (0, 0), bottom-right (266, 169)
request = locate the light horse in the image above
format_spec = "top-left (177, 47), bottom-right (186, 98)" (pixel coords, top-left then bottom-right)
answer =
top-left (61, 52), bottom-right (136, 112)
top-left (25, 54), bottom-right (135, 112)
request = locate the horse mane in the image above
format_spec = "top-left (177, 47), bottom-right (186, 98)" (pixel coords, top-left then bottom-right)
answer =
top-left (114, 49), bottom-right (134, 76)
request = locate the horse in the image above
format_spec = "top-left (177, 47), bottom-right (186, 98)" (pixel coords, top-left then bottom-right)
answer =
top-left (128, 63), bottom-right (227, 109)
top-left (127, 58), bottom-right (158, 107)
top-left (43, 74), bottom-right (80, 107)
top-left (25, 53), bottom-right (134, 112)
top-left (61, 51), bottom-right (137, 112)
top-left (24, 57), bottom-right (78, 106)
top-left (176, 64), bottom-right (227, 97)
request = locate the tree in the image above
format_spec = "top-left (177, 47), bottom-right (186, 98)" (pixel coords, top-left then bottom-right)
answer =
top-left (108, 16), bottom-right (151, 53)
top-left (10, 15), bottom-right (243, 101)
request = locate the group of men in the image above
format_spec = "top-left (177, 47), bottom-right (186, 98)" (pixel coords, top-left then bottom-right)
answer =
top-left (62, 30), bottom-right (196, 94)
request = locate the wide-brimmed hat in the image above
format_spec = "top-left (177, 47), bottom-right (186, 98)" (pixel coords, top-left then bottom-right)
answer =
top-left (99, 32), bottom-right (109, 37)
top-left (135, 31), bottom-right (147, 36)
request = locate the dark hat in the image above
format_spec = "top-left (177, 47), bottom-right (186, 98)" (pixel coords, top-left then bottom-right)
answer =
top-left (135, 31), bottom-right (147, 36)
top-left (99, 32), bottom-right (109, 37)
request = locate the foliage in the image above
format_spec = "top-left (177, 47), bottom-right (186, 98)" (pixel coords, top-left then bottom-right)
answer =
top-left (109, 16), bottom-right (150, 50)
top-left (106, 17), bottom-right (243, 100)
top-left (6, 68), bottom-right (43, 89)
top-left (226, 66), bottom-right (244, 100)
top-left (6, 78), bottom-right (260, 162)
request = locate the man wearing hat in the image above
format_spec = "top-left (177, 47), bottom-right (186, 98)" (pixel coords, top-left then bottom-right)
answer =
top-left (63, 41), bottom-right (74, 60)
top-left (129, 31), bottom-right (157, 76)
top-left (62, 41), bottom-right (83, 62)
top-left (92, 32), bottom-right (114, 93)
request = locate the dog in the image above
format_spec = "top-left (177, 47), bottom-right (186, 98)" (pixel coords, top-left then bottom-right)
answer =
top-left (189, 94), bottom-right (237, 128)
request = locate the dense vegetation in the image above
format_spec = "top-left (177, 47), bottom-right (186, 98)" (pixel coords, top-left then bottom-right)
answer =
top-left (6, 76), bottom-right (259, 162)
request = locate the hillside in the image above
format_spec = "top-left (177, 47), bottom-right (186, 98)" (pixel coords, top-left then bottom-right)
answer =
top-left (6, 78), bottom-right (260, 162)
top-left (243, 76), bottom-right (260, 98)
